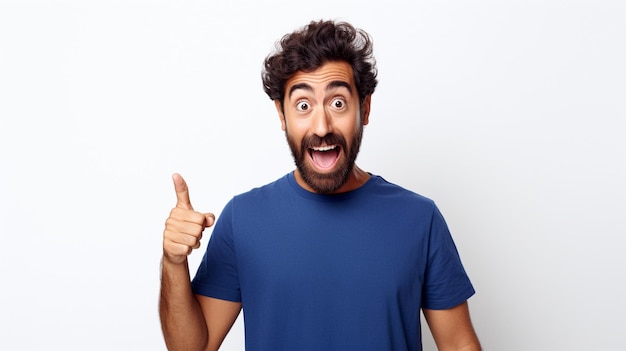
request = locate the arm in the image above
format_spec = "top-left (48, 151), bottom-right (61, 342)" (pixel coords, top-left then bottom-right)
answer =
top-left (423, 301), bottom-right (481, 351)
top-left (196, 295), bottom-right (242, 351)
top-left (160, 258), bottom-right (241, 351)
top-left (159, 173), bottom-right (241, 351)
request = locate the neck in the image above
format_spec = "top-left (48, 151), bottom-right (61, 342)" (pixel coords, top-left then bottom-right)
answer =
top-left (294, 165), bottom-right (370, 194)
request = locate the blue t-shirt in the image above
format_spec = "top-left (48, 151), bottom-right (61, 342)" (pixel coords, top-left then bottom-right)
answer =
top-left (191, 173), bottom-right (475, 351)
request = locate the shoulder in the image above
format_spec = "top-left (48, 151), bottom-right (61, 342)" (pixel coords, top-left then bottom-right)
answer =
top-left (222, 173), bottom-right (293, 214)
top-left (234, 173), bottom-right (291, 200)
top-left (367, 174), bottom-right (436, 208)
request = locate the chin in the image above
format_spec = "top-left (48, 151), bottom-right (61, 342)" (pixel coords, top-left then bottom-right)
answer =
top-left (299, 161), bottom-right (353, 194)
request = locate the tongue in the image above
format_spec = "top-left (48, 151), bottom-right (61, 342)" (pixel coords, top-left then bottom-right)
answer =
top-left (311, 149), bottom-right (338, 169)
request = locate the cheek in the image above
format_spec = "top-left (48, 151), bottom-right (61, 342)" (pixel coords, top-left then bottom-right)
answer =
top-left (337, 115), bottom-right (361, 135)
top-left (285, 118), bottom-right (309, 136)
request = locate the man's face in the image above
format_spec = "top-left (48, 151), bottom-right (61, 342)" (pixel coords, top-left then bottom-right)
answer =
top-left (276, 61), bottom-right (370, 194)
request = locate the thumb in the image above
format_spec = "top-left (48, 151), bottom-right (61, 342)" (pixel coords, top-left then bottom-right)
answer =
top-left (204, 213), bottom-right (216, 227)
top-left (172, 173), bottom-right (193, 210)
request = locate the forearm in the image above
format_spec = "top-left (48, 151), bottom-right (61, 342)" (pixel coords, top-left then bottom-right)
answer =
top-left (159, 257), bottom-right (208, 351)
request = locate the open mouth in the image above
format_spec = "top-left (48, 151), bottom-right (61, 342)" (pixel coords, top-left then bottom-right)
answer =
top-left (308, 145), bottom-right (341, 170)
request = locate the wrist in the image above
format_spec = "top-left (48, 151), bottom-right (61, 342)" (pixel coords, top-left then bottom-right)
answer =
top-left (161, 252), bottom-right (189, 267)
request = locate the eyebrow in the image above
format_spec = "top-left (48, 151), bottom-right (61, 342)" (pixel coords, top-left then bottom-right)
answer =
top-left (288, 80), bottom-right (353, 99)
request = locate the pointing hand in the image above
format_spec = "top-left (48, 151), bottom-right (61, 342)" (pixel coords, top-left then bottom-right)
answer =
top-left (162, 173), bottom-right (215, 264)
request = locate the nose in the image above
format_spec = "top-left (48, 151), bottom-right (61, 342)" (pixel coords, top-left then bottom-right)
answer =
top-left (311, 107), bottom-right (333, 137)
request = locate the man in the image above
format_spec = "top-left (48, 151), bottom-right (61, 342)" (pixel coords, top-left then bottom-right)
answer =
top-left (160, 20), bottom-right (481, 351)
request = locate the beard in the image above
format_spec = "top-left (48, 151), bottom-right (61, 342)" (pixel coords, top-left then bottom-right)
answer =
top-left (286, 124), bottom-right (364, 194)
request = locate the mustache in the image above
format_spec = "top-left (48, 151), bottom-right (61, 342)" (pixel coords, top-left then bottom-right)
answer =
top-left (302, 133), bottom-right (347, 149)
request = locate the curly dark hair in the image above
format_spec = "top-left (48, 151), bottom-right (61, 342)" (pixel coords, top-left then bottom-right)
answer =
top-left (262, 20), bottom-right (378, 110)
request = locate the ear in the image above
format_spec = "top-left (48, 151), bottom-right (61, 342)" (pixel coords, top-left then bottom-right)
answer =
top-left (361, 95), bottom-right (372, 126)
top-left (274, 100), bottom-right (286, 131)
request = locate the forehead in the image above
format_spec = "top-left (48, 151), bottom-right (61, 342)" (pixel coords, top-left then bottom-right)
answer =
top-left (285, 61), bottom-right (355, 97)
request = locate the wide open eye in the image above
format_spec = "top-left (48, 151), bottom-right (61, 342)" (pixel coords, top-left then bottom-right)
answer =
top-left (296, 101), bottom-right (310, 112)
top-left (331, 98), bottom-right (346, 110)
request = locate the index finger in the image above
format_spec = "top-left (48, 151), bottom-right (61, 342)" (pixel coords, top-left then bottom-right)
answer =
top-left (172, 173), bottom-right (193, 210)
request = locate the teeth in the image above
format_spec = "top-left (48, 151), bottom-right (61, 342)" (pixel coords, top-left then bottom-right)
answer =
top-left (312, 145), bottom-right (336, 152)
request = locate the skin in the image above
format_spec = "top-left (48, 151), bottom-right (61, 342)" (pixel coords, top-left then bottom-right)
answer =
top-left (275, 61), bottom-right (371, 194)
top-left (159, 61), bottom-right (481, 350)
top-left (160, 174), bottom-right (241, 351)
top-left (424, 302), bottom-right (482, 350)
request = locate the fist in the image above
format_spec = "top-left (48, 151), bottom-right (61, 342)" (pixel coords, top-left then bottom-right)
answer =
top-left (162, 173), bottom-right (215, 264)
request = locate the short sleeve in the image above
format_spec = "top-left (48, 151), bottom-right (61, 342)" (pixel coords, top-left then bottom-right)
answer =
top-left (191, 200), bottom-right (241, 302)
top-left (421, 205), bottom-right (475, 310)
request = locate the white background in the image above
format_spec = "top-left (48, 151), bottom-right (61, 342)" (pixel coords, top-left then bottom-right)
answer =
top-left (1, 0), bottom-right (625, 350)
